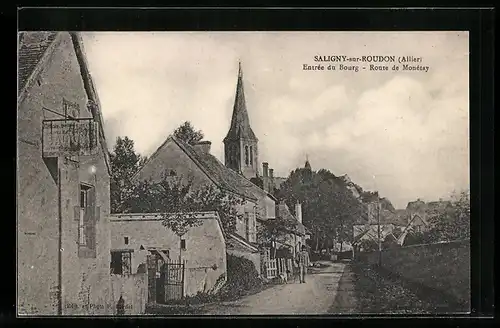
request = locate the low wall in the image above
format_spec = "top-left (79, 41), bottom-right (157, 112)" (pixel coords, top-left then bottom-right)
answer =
top-left (184, 266), bottom-right (227, 297)
top-left (110, 273), bottom-right (148, 315)
top-left (355, 240), bottom-right (470, 305)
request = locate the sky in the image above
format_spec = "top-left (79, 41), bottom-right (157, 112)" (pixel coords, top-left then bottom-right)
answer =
top-left (81, 31), bottom-right (469, 209)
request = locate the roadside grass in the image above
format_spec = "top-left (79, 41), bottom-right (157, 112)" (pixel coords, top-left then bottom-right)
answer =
top-left (350, 262), bottom-right (466, 314)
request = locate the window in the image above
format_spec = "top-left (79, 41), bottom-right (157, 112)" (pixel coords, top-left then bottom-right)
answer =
top-left (76, 183), bottom-right (98, 258)
top-left (110, 250), bottom-right (132, 275)
top-left (245, 146), bottom-right (249, 165)
top-left (180, 239), bottom-right (186, 250)
top-left (124, 237), bottom-right (129, 245)
top-left (78, 184), bottom-right (92, 246)
top-left (250, 146), bottom-right (253, 166)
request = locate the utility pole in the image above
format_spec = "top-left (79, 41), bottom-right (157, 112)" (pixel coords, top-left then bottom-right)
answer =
top-left (376, 191), bottom-right (382, 266)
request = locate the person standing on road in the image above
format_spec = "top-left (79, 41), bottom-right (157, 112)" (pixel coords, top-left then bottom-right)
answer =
top-left (297, 245), bottom-right (310, 283)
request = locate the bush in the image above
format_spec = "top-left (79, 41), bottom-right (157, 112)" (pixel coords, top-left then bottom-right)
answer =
top-left (159, 254), bottom-right (264, 306)
top-left (221, 254), bottom-right (262, 298)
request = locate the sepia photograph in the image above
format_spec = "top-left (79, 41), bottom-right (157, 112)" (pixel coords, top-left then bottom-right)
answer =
top-left (17, 31), bottom-right (470, 316)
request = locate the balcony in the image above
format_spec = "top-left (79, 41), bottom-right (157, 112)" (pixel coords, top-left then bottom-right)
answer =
top-left (42, 118), bottom-right (99, 158)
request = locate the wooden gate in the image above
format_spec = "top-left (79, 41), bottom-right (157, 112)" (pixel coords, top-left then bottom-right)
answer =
top-left (267, 259), bottom-right (277, 278)
top-left (164, 261), bottom-right (185, 301)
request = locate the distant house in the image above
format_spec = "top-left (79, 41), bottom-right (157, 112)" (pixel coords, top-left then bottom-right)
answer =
top-left (109, 211), bottom-right (227, 302)
top-left (17, 32), bottom-right (113, 315)
top-left (352, 206), bottom-right (408, 251)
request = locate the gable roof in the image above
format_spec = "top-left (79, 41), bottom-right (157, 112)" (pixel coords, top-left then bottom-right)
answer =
top-left (275, 202), bottom-right (306, 235)
top-left (18, 32), bottom-right (58, 96)
top-left (18, 32), bottom-right (111, 175)
top-left (135, 135), bottom-right (269, 202)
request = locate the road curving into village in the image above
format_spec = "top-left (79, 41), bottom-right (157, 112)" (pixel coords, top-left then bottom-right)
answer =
top-left (199, 261), bottom-right (349, 315)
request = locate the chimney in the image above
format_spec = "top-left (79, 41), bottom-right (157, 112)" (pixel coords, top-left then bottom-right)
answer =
top-left (269, 168), bottom-right (274, 179)
top-left (295, 201), bottom-right (302, 224)
top-left (194, 141), bottom-right (211, 154)
top-left (263, 162), bottom-right (269, 177)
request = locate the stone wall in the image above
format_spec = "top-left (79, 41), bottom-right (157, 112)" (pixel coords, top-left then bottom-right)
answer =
top-left (17, 32), bottom-right (112, 315)
top-left (110, 273), bottom-right (148, 315)
top-left (110, 214), bottom-right (227, 298)
top-left (355, 240), bottom-right (470, 305)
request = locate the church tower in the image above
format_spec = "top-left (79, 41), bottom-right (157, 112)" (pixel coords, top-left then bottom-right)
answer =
top-left (224, 62), bottom-right (259, 180)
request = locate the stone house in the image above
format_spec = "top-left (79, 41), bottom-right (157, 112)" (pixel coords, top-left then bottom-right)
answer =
top-left (132, 135), bottom-right (274, 275)
top-left (109, 211), bottom-right (227, 302)
top-left (17, 32), bottom-right (113, 315)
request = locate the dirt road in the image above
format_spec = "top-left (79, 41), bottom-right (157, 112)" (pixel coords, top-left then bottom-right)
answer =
top-left (200, 261), bottom-right (348, 315)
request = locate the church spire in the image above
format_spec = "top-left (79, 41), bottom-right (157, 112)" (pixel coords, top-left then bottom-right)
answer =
top-left (224, 61), bottom-right (258, 142)
top-left (305, 154), bottom-right (311, 170)
top-left (223, 61), bottom-right (259, 180)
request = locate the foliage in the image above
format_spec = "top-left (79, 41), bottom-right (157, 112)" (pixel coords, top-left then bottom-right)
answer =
top-left (220, 254), bottom-right (263, 299)
top-left (358, 238), bottom-right (379, 252)
top-left (276, 167), bottom-right (366, 251)
top-left (122, 173), bottom-right (245, 236)
top-left (173, 121), bottom-right (204, 145)
top-left (382, 234), bottom-right (401, 249)
top-left (256, 216), bottom-right (300, 248)
top-left (402, 231), bottom-right (432, 246)
top-left (403, 190), bottom-right (470, 246)
top-left (109, 136), bottom-right (147, 213)
top-left (426, 190), bottom-right (470, 242)
top-left (159, 255), bottom-right (264, 307)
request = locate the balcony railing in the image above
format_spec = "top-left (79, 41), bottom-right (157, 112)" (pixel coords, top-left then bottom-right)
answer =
top-left (42, 118), bottom-right (99, 158)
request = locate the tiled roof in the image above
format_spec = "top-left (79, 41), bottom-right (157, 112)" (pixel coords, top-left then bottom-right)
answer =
top-left (173, 136), bottom-right (266, 201)
top-left (275, 202), bottom-right (306, 235)
top-left (18, 32), bottom-right (58, 92)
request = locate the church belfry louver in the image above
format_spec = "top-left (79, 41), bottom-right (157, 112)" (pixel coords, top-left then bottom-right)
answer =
top-left (224, 62), bottom-right (259, 180)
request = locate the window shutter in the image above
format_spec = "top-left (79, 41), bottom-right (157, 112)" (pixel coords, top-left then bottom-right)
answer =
top-left (74, 206), bottom-right (81, 221)
top-left (86, 186), bottom-right (97, 251)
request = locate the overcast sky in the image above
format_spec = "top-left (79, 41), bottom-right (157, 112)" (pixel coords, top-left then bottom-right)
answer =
top-left (81, 31), bottom-right (469, 209)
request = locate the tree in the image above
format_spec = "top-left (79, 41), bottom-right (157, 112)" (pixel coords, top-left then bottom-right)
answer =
top-left (109, 136), bottom-right (147, 213)
top-left (123, 172), bottom-right (246, 260)
top-left (256, 216), bottom-right (301, 258)
top-left (426, 189), bottom-right (470, 242)
top-left (173, 121), bottom-right (204, 145)
top-left (276, 167), bottom-right (366, 252)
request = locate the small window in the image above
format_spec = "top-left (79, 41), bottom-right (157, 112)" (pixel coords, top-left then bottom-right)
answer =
top-left (80, 189), bottom-right (88, 208)
top-left (111, 250), bottom-right (132, 275)
top-left (245, 146), bottom-right (249, 165)
top-left (124, 237), bottom-right (129, 245)
top-left (250, 146), bottom-right (253, 166)
top-left (78, 184), bottom-right (92, 246)
top-left (180, 239), bottom-right (186, 250)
